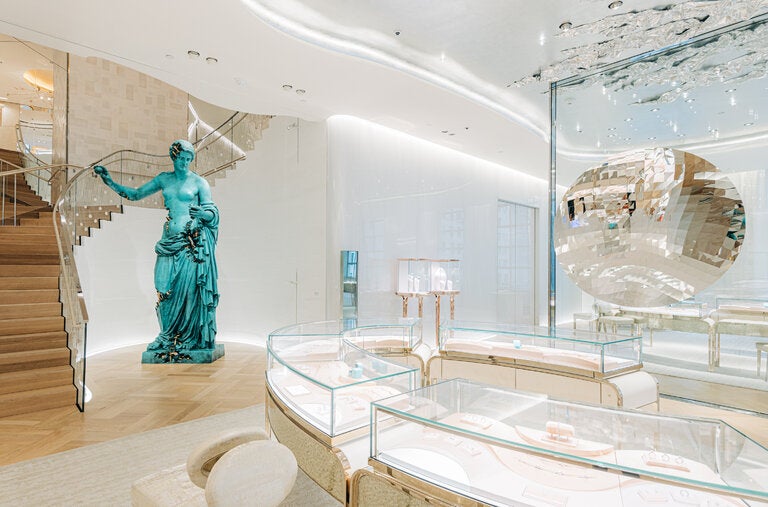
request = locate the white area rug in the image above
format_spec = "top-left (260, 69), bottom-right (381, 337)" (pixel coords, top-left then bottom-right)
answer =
top-left (0, 405), bottom-right (339, 507)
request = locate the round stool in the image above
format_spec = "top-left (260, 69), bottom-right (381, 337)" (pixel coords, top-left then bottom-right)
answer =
top-left (205, 440), bottom-right (298, 507)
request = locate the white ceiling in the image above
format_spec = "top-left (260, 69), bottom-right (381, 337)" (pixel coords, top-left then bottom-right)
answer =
top-left (0, 0), bottom-right (766, 182)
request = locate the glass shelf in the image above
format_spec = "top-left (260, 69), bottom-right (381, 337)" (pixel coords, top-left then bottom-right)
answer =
top-left (439, 321), bottom-right (642, 377)
top-left (267, 321), bottom-right (420, 438)
top-left (371, 379), bottom-right (768, 506)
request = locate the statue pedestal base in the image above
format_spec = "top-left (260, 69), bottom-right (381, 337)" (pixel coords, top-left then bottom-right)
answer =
top-left (141, 344), bottom-right (225, 364)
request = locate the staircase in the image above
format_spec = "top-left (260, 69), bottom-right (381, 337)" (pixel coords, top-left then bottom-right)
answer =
top-left (0, 152), bottom-right (75, 417)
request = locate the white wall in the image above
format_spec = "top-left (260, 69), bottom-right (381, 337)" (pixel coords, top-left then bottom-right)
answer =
top-left (77, 116), bottom-right (328, 355)
top-left (325, 115), bottom-right (551, 337)
top-left (0, 102), bottom-right (20, 151)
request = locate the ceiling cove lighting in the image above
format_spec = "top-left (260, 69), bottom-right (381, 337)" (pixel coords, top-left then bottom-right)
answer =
top-left (240, 0), bottom-right (548, 142)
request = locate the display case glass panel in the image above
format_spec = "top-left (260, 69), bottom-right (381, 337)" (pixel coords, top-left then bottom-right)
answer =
top-left (371, 379), bottom-right (768, 506)
top-left (429, 259), bottom-right (461, 293)
top-left (342, 319), bottom-right (423, 351)
top-left (716, 297), bottom-right (768, 315)
top-left (267, 323), bottom-right (419, 437)
top-left (439, 321), bottom-right (642, 376)
top-left (396, 258), bottom-right (431, 294)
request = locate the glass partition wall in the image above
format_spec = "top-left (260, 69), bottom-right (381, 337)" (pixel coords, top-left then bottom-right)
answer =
top-left (551, 13), bottom-right (768, 395)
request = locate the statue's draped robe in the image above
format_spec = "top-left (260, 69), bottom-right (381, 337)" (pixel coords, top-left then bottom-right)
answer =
top-left (149, 203), bottom-right (219, 351)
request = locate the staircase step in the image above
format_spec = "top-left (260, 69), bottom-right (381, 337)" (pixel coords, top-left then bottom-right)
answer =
top-left (0, 253), bottom-right (59, 265)
top-left (0, 302), bottom-right (61, 319)
top-left (0, 233), bottom-right (57, 245)
top-left (0, 330), bottom-right (67, 353)
top-left (0, 384), bottom-right (75, 417)
top-left (0, 276), bottom-right (58, 290)
top-left (19, 216), bottom-right (54, 227)
top-left (0, 315), bottom-right (64, 336)
top-left (0, 347), bottom-right (70, 373)
top-left (0, 242), bottom-right (59, 255)
top-left (0, 265), bottom-right (59, 277)
top-left (0, 365), bottom-right (72, 394)
top-left (0, 225), bottom-right (57, 235)
top-left (0, 289), bottom-right (59, 304)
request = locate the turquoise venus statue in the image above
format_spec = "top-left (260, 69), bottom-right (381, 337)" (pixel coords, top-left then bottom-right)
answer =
top-left (94, 140), bottom-right (224, 363)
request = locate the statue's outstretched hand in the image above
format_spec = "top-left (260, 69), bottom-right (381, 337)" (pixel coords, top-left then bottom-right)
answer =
top-left (94, 165), bottom-right (111, 181)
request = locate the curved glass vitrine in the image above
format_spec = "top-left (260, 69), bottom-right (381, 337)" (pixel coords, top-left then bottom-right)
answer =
top-left (266, 319), bottom-right (420, 440)
top-left (370, 379), bottom-right (768, 506)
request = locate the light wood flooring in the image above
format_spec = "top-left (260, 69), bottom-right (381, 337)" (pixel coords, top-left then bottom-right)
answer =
top-left (0, 342), bottom-right (766, 468)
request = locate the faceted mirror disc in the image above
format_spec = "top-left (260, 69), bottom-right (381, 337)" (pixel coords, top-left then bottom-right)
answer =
top-left (555, 148), bottom-right (745, 307)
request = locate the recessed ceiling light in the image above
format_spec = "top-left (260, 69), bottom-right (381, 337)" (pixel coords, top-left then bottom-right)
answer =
top-left (648, 136), bottom-right (656, 140)
top-left (608, 1), bottom-right (623, 8)
top-left (295, 89), bottom-right (306, 95)
top-left (441, 130), bottom-right (449, 134)
top-left (685, 98), bottom-right (695, 103)
top-left (394, 30), bottom-right (401, 36)
top-left (164, 54), bottom-right (174, 60)
top-left (624, 117), bottom-right (633, 122)
top-left (744, 122), bottom-right (754, 126)
top-left (559, 21), bottom-right (573, 31)
top-left (607, 127), bottom-right (617, 131)
top-left (205, 57), bottom-right (218, 64)
top-left (187, 50), bottom-right (200, 59)
top-left (725, 88), bottom-right (736, 93)
top-left (650, 107), bottom-right (660, 112)
top-left (282, 84), bottom-right (293, 91)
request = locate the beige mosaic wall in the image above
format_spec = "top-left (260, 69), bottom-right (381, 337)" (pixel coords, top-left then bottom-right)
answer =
top-left (66, 55), bottom-right (187, 167)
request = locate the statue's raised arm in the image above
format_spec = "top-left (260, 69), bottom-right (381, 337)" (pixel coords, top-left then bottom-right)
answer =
top-left (93, 164), bottom-right (162, 201)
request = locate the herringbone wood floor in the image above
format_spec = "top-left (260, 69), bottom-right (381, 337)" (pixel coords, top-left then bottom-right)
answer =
top-left (0, 342), bottom-right (766, 467)
top-left (0, 342), bottom-right (266, 466)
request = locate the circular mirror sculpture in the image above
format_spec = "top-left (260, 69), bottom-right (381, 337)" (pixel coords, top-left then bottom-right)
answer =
top-left (555, 148), bottom-right (745, 307)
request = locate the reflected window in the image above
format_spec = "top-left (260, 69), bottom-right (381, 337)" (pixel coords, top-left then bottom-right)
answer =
top-left (498, 200), bottom-right (536, 325)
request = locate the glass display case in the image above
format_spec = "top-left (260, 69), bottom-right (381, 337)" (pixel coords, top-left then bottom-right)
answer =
top-left (342, 320), bottom-right (423, 353)
top-left (370, 379), bottom-right (768, 506)
top-left (396, 258), bottom-right (431, 294)
top-left (267, 323), bottom-right (419, 439)
top-left (438, 321), bottom-right (642, 377)
top-left (395, 258), bottom-right (461, 294)
top-left (716, 297), bottom-right (768, 317)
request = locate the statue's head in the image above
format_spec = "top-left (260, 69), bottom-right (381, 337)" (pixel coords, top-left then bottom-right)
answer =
top-left (169, 140), bottom-right (195, 162)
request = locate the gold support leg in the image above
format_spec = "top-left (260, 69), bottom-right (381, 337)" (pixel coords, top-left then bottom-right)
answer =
top-left (435, 295), bottom-right (442, 347)
top-left (449, 295), bottom-right (456, 320)
top-left (417, 295), bottom-right (424, 318)
top-left (401, 295), bottom-right (409, 318)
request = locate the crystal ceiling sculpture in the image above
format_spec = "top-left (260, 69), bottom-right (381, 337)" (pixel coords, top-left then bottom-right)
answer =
top-left (513, 0), bottom-right (768, 91)
top-left (555, 148), bottom-right (745, 307)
